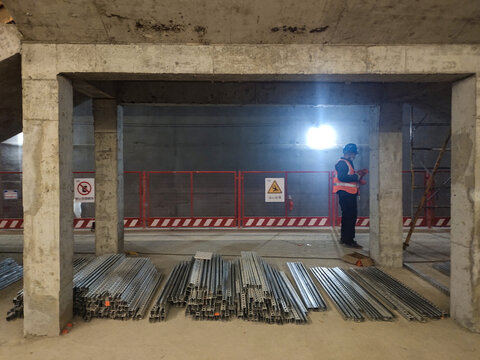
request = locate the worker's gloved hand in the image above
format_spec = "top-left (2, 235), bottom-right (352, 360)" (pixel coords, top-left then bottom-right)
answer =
top-left (356, 169), bottom-right (369, 177)
top-left (359, 179), bottom-right (367, 186)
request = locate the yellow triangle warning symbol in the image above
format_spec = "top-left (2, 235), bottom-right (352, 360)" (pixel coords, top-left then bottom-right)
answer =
top-left (268, 181), bottom-right (282, 194)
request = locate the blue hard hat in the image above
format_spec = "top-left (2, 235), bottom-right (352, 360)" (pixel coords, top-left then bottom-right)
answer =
top-left (343, 143), bottom-right (358, 154)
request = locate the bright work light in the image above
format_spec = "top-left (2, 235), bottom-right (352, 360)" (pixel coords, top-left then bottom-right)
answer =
top-left (306, 125), bottom-right (337, 150)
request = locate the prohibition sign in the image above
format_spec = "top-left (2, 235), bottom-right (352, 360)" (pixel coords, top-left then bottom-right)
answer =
top-left (77, 181), bottom-right (92, 196)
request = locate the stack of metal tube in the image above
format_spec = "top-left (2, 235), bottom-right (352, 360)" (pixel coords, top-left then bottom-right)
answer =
top-left (240, 251), bottom-right (308, 323)
top-left (310, 267), bottom-right (395, 322)
top-left (79, 257), bottom-right (163, 321)
top-left (7, 255), bottom-right (163, 322)
top-left (6, 289), bottom-right (23, 321)
top-left (7, 257), bottom-right (97, 321)
top-left (150, 252), bottom-right (308, 324)
top-left (432, 261), bottom-right (450, 276)
top-left (150, 260), bottom-right (193, 322)
top-left (185, 255), bottom-right (233, 320)
top-left (287, 262), bottom-right (327, 311)
top-left (0, 258), bottom-right (23, 290)
top-left (348, 267), bottom-right (448, 321)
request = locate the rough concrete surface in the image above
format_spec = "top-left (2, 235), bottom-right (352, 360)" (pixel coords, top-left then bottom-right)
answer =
top-left (93, 99), bottom-right (124, 255)
top-left (3, 1), bottom-right (480, 44)
top-left (21, 44), bottom-right (480, 83)
top-left (0, 230), bottom-right (479, 360)
top-left (369, 104), bottom-right (403, 267)
top-left (21, 77), bottom-right (74, 337)
top-left (451, 76), bottom-right (480, 332)
top-left (0, 24), bottom-right (21, 62)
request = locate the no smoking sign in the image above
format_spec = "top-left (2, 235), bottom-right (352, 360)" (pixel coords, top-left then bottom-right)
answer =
top-left (74, 178), bottom-right (95, 202)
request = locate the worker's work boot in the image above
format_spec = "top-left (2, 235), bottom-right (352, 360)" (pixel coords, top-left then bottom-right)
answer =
top-left (342, 241), bottom-right (362, 249)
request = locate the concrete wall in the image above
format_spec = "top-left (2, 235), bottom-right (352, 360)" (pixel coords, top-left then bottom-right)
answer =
top-left (1, 93), bottom-right (452, 219)
top-left (72, 101), bottom-right (372, 218)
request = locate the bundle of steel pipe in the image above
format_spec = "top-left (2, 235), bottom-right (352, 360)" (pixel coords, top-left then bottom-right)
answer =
top-left (403, 263), bottom-right (450, 296)
top-left (287, 262), bottom-right (327, 311)
top-left (185, 254), bottom-right (232, 320)
top-left (348, 267), bottom-right (448, 321)
top-left (150, 260), bottom-right (193, 322)
top-left (432, 261), bottom-right (450, 276)
top-left (310, 267), bottom-right (395, 322)
top-left (0, 258), bottom-right (23, 290)
top-left (241, 251), bottom-right (307, 323)
top-left (7, 255), bottom-right (163, 322)
top-left (6, 289), bottom-right (23, 321)
top-left (80, 257), bottom-right (163, 321)
top-left (150, 252), bottom-right (308, 324)
top-left (7, 257), bottom-right (96, 321)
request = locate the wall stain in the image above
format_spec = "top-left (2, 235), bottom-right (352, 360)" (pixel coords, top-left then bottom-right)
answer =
top-left (135, 20), bottom-right (185, 33)
top-left (310, 25), bottom-right (329, 33)
top-left (194, 25), bottom-right (207, 36)
top-left (270, 25), bottom-right (329, 34)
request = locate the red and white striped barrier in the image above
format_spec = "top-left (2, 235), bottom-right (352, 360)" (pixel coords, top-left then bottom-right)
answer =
top-left (402, 217), bottom-right (450, 228)
top-left (356, 218), bottom-right (370, 227)
top-left (148, 217), bottom-right (237, 228)
top-left (74, 218), bottom-right (95, 229)
top-left (431, 217), bottom-right (451, 227)
top-left (242, 217), bottom-right (330, 227)
top-left (124, 218), bottom-right (144, 228)
top-left (0, 216), bottom-right (452, 229)
top-left (0, 219), bottom-right (23, 229)
top-left (353, 217), bottom-right (451, 228)
top-left (73, 218), bottom-right (144, 229)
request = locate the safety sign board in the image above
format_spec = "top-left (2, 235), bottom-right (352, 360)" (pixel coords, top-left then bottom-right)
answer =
top-left (3, 190), bottom-right (18, 200)
top-left (74, 178), bottom-right (95, 203)
top-left (265, 178), bottom-right (285, 202)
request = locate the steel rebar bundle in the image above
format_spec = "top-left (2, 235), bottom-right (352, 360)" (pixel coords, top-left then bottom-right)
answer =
top-left (0, 258), bottom-right (23, 290)
top-left (150, 252), bottom-right (309, 324)
top-left (287, 262), bottom-right (327, 311)
top-left (310, 267), bottom-right (395, 322)
top-left (348, 267), bottom-right (448, 321)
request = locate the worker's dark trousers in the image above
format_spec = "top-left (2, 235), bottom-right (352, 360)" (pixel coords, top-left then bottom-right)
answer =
top-left (337, 191), bottom-right (358, 244)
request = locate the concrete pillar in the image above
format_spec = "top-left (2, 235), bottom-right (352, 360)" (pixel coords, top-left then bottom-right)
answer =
top-left (451, 75), bottom-right (480, 333)
top-left (369, 103), bottom-right (403, 267)
top-left (22, 76), bottom-right (74, 337)
top-left (93, 99), bottom-right (124, 255)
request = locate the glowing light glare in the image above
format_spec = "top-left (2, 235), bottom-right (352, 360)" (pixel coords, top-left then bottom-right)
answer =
top-left (306, 125), bottom-right (337, 150)
top-left (1, 132), bottom-right (23, 146)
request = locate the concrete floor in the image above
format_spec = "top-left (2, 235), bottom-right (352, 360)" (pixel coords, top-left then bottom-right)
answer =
top-left (0, 228), bottom-right (478, 360)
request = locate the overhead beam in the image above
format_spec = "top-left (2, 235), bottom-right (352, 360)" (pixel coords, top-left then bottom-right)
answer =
top-left (119, 81), bottom-right (386, 106)
top-left (71, 79), bottom-right (116, 99)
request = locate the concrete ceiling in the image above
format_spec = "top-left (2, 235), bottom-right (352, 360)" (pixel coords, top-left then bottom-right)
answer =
top-left (3, 0), bottom-right (480, 44)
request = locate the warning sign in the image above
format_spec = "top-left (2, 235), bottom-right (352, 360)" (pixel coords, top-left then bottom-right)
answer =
top-left (3, 190), bottom-right (18, 200)
top-left (268, 181), bottom-right (282, 194)
top-left (74, 178), bottom-right (95, 203)
top-left (265, 178), bottom-right (285, 202)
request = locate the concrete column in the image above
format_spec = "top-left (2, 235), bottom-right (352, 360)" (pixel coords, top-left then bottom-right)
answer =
top-left (369, 103), bottom-right (403, 267)
top-left (93, 99), bottom-right (124, 255)
top-left (22, 76), bottom-right (74, 336)
top-left (451, 75), bottom-right (480, 333)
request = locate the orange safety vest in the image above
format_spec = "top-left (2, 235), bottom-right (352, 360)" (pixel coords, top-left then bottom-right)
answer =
top-left (333, 159), bottom-right (359, 195)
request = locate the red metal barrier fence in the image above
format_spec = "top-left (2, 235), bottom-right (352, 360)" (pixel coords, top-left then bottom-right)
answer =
top-left (146, 171), bottom-right (237, 228)
top-left (0, 170), bottom-right (450, 229)
top-left (240, 171), bottom-right (332, 227)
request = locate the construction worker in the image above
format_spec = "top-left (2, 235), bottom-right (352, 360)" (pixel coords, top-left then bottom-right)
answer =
top-left (333, 143), bottom-right (368, 248)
